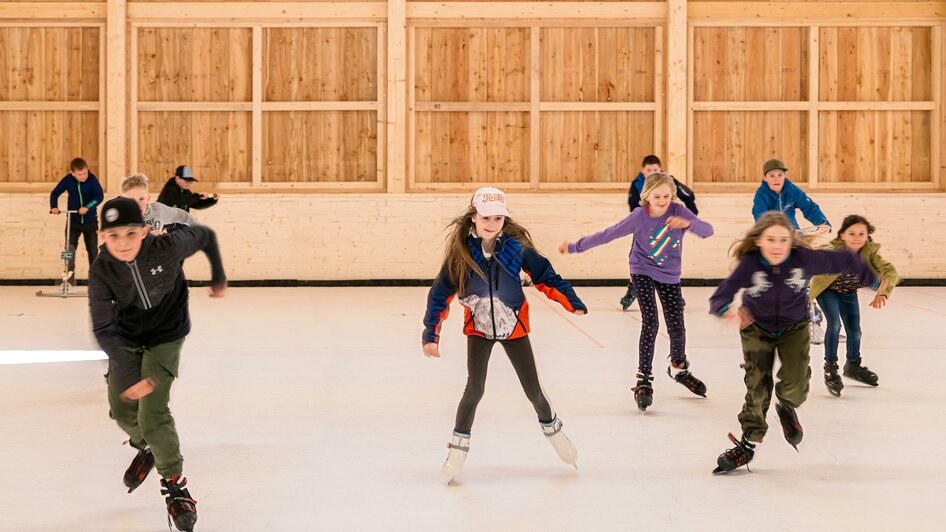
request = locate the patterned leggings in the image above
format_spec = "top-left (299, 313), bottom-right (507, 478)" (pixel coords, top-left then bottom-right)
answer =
top-left (632, 274), bottom-right (687, 375)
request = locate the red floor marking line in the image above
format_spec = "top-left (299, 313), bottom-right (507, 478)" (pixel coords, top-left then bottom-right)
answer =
top-left (531, 293), bottom-right (606, 349)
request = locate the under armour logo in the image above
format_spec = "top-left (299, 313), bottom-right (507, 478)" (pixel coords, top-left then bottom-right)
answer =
top-left (150, 266), bottom-right (163, 275)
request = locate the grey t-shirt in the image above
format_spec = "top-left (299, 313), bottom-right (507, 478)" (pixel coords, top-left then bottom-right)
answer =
top-left (143, 201), bottom-right (197, 233)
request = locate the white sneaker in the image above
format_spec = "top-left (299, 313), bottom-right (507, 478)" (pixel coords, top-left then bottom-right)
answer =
top-left (442, 432), bottom-right (470, 483)
top-left (810, 322), bottom-right (825, 345)
top-left (541, 417), bottom-right (578, 467)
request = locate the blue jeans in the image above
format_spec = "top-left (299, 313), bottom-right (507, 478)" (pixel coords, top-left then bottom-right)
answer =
top-left (816, 291), bottom-right (862, 364)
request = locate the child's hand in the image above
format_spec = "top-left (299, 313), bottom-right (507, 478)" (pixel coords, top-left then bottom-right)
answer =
top-left (722, 306), bottom-right (753, 329)
top-left (120, 378), bottom-right (155, 401)
top-left (78, 207), bottom-right (89, 215)
top-left (666, 216), bottom-right (691, 230)
top-left (210, 281), bottom-right (227, 298)
top-left (50, 208), bottom-right (60, 215)
top-left (558, 241), bottom-right (570, 255)
top-left (574, 309), bottom-right (586, 316)
top-left (869, 294), bottom-right (887, 309)
top-left (423, 343), bottom-right (441, 358)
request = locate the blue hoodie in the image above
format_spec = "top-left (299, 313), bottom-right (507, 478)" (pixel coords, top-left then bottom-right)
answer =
top-left (49, 172), bottom-right (105, 225)
top-left (423, 234), bottom-right (586, 344)
top-left (751, 177), bottom-right (828, 229)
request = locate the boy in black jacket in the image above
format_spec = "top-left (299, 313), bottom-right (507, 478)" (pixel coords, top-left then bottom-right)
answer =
top-left (157, 165), bottom-right (219, 213)
top-left (89, 197), bottom-right (226, 532)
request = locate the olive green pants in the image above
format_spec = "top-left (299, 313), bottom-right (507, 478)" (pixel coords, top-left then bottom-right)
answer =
top-left (107, 338), bottom-right (185, 478)
top-left (737, 320), bottom-right (811, 442)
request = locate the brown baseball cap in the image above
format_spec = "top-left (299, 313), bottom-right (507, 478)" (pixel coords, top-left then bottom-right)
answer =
top-left (763, 159), bottom-right (788, 175)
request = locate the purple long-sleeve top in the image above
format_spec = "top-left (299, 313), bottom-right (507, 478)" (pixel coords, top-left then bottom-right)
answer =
top-left (567, 202), bottom-right (714, 284)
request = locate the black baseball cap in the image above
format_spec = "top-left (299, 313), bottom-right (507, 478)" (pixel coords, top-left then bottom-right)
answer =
top-left (100, 197), bottom-right (146, 231)
top-left (174, 165), bottom-right (198, 181)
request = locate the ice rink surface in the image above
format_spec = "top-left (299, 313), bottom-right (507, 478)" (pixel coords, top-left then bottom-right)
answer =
top-left (1, 285), bottom-right (943, 531)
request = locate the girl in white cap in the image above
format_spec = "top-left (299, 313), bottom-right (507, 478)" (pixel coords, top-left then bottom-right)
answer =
top-left (422, 187), bottom-right (588, 483)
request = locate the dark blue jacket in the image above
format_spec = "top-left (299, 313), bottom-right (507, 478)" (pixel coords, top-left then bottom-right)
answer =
top-left (751, 178), bottom-right (828, 229)
top-left (709, 248), bottom-right (878, 334)
top-left (627, 172), bottom-right (698, 214)
top-left (49, 172), bottom-right (104, 225)
top-left (423, 235), bottom-right (586, 344)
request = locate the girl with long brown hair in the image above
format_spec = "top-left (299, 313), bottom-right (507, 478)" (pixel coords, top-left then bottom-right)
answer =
top-left (708, 212), bottom-right (886, 474)
top-left (422, 187), bottom-right (588, 484)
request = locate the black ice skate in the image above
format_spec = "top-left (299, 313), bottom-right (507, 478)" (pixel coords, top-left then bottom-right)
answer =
top-left (632, 373), bottom-right (653, 412)
top-left (824, 362), bottom-right (844, 397)
top-left (712, 432), bottom-right (756, 474)
top-left (843, 358), bottom-right (879, 386)
top-left (160, 475), bottom-right (198, 532)
top-left (619, 285), bottom-right (636, 311)
top-left (668, 361), bottom-right (707, 397)
top-left (775, 402), bottom-right (803, 451)
top-left (123, 446), bottom-right (155, 493)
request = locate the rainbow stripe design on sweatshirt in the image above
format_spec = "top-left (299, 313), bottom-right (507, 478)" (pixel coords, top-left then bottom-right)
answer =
top-left (648, 224), bottom-right (680, 266)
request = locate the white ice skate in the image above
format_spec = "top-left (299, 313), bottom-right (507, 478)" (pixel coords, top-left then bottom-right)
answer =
top-left (442, 432), bottom-right (470, 484)
top-left (810, 321), bottom-right (825, 345)
top-left (541, 417), bottom-right (578, 468)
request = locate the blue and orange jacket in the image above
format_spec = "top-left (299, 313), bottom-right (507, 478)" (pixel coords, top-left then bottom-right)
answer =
top-left (422, 235), bottom-right (587, 344)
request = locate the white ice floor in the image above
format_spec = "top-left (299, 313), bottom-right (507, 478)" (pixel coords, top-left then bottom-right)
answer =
top-left (1, 285), bottom-right (944, 531)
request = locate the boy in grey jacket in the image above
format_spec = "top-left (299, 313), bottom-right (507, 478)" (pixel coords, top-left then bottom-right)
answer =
top-left (122, 174), bottom-right (197, 234)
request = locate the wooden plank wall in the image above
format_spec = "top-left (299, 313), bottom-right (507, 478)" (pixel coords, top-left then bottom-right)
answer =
top-left (0, 27), bottom-right (100, 184)
top-left (262, 27), bottom-right (378, 184)
top-left (819, 26), bottom-right (932, 184)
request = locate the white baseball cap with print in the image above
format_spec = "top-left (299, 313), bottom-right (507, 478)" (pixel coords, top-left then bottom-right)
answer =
top-left (471, 187), bottom-right (510, 217)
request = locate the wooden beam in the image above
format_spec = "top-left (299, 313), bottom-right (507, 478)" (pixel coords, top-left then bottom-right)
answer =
top-left (127, 3), bottom-right (387, 21)
top-left (260, 102), bottom-right (381, 112)
top-left (539, 102), bottom-right (658, 112)
top-left (387, 0), bottom-right (407, 193)
top-left (688, 2), bottom-right (945, 20)
top-left (654, 25), bottom-right (664, 162)
top-left (413, 102), bottom-right (531, 112)
top-left (808, 26), bottom-right (819, 189)
top-left (0, 3), bottom-right (105, 20)
top-left (106, 0), bottom-right (127, 193)
top-left (252, 25), bottom-right (262, 187)
top-left (933, 23), bottom-right (942, 190)
top-left (818, 101), bottom-right (936, 111)
top-left (407, 2), bottom-right (666, 20)
top-left (136, 102), bottom-right (254, 112)
top-left (407, 26), bottom-right (416, 190)
top-left (0, 102), bottom-right (99, 111)
top-left (130, 25), bottom-right (138, 174)
top-left (666, 0), bottom-right (687, 180)
top-left (691, 101), bottom-right (811, 111)
top-left (375, 23), bottom-right (386, 187)
top-left (530, 27), bottom-right (540, 189)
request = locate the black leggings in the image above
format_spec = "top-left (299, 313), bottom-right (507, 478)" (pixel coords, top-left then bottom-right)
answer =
top-left (633, 274), bottom-right (687, 375)
top-left (454, 335), bottom-right (554, 434)
top-left (66, 220), bottom-right (98, 272)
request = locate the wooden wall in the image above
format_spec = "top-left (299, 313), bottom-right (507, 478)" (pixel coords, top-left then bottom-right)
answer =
top-left (0, 26), bottom-right (101, 185)
top-left (0, 2), bottom-right (941, 194)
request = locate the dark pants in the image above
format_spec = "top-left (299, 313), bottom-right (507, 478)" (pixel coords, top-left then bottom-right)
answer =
top-left (737, 320), bottom-right (811, 441)
top-left (66, 219), bottom-right (98, 273)
top-left (816, 291), bottom-right (862, 364)
top-left (633, 274), bottom-right (687, 374)
top-left (454, 335), bottom-right (554, 434)
top-left (107, 338), bottom-right (185, 478)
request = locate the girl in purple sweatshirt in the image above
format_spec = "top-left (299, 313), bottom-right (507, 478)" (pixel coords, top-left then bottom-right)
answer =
top-left (560, 172), bottom-right (714, 412)
top-left (708, 212), bottom-right (884, 474)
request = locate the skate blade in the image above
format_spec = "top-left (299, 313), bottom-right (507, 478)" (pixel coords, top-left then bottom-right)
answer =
top-left (712, 467), bottom-right (727, 475)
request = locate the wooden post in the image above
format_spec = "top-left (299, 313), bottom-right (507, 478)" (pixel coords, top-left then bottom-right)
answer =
top-left (252, 25), bottom-right (262, 186)
top-left (808, 26), bottom-right (820, 188)
top-left (106, 0), bottom-right (127, 192)
top-left (666, 0), bottom-right (687, 181)
top-left (387, 0), bottom-right (407, 192)
top-left (530, 26), bottom-right (540, 188)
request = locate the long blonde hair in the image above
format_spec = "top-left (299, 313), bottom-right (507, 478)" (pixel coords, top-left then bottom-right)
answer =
top-left (639, 172), bottom-right (677, 207)
top-left (443, 206), bottom-right (536, 294)
top-left (730, 212), bottom-right (809, 259)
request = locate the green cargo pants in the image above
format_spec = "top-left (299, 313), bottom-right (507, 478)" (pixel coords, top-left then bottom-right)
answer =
top-left (737, 320), bottom-right (811, 442)
top-left (107, 338), bottom-right (185, 478)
